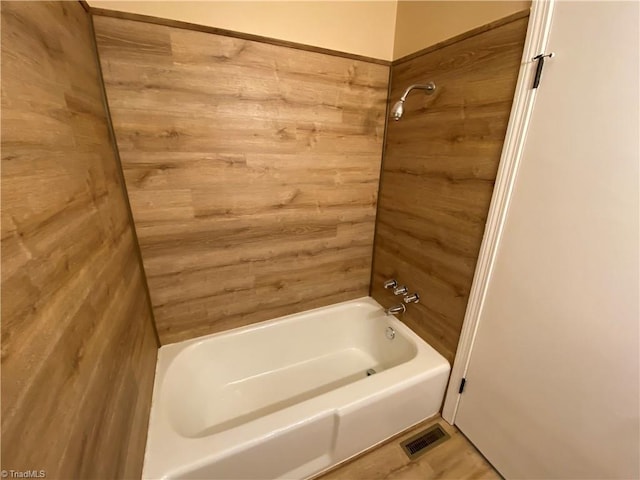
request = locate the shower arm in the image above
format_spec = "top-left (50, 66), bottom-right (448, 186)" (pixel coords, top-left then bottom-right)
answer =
top-left (399, 82), bottom-right (436, 102)
top-left (391, 81), bottom-right (436, 121)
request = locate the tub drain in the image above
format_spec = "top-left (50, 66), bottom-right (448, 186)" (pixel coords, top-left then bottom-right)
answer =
top-left (366, 368), bottom-right (376, 376)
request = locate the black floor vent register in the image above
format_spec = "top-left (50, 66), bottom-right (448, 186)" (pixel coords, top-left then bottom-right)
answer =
top-left (400, 424), bottom-right (450, 459)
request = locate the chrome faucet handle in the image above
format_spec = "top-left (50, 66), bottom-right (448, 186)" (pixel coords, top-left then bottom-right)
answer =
top-left (383, 279), bottom-right (397, 289)
top-left (403, 293), bottom-right (420, 304)
top-left (393, 285), bottom-right (408, 296)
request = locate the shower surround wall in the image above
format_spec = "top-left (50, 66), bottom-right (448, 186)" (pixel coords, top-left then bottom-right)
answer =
top-left (372, 12), bottom-right (529, 363)
top-left (1, 2), bottom-right (157, 477)
top-left (93, 14), bottom-right (389, 345)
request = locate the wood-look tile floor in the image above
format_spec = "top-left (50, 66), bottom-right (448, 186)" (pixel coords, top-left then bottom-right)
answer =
top-left (318, 415), bottom-right (501, 480)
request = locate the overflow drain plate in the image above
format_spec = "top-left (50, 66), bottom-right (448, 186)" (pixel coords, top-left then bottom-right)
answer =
top-left (385, 327), bottom-right (395, 340)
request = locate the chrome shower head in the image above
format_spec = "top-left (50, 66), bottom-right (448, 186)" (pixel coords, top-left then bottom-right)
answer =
top-left (391, 100), bottom-right (405, 121)
top-left (390, 81), bottom-right (436, 121)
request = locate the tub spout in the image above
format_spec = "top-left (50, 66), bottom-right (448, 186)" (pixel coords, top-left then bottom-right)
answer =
top-left (385, 304), bottom-right (406, 315)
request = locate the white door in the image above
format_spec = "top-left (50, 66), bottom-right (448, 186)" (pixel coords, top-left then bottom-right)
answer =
top-left (454, 1), bottom-right (639, 479)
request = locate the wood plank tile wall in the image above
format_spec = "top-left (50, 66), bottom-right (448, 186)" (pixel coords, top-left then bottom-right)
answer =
top-left (1, 2), bottom-right (157, 477)
top-left (93, 15), bottom-right (389, 345)
top-left (371, 14), bottom-right (529, 363)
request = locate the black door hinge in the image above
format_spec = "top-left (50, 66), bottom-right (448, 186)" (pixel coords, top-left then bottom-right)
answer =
top-left (532, 52), bottom-right (555, 89)
top-left (458, 378), bottom-right (466, 394)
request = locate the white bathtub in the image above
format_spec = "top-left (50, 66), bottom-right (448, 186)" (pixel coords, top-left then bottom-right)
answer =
top-left (143, 297), bottom-right (450, 479)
